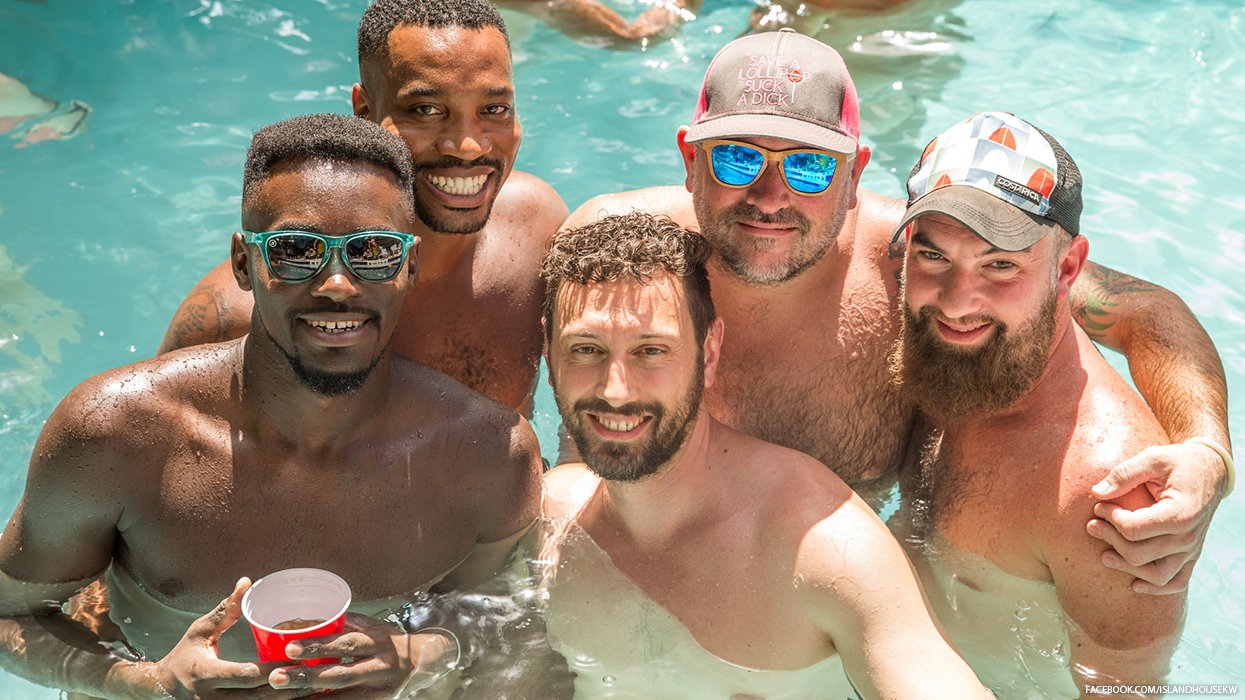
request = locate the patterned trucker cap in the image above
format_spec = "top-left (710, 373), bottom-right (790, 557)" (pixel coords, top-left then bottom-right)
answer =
top-left (894, 111), bottom-right (1083, 251)
top-left (685, 28), bottom-right (859, 155)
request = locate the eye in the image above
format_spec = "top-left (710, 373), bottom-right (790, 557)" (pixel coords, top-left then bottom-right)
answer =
top-left (482, 104), bottom-right (512, 117)
top-left (569, 345), bottom-right (599, 356)
top-left (916, 249), bottom-right (944, 262)
top-left (409, 103), bottom-right (444, 117)
top-left (637, 346), bottom-right (667, 357)
top-left (987, 259), bottom-right (1017, 271)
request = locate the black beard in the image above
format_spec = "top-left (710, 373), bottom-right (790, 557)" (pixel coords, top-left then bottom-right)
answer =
top-left (259, 310), bottom-right (382, 397)
top-left (889, 292), bottom-right (1057, 421)
top-left (554, 360), bottom-right (704, 483)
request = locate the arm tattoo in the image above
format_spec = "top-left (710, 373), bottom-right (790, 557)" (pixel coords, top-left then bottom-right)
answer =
top-left (1072, 263), bottom-right (1159, 344)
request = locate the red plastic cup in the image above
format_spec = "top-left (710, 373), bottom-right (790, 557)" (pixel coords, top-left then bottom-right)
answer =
top-left (241, 568), bottom-right (352, 665)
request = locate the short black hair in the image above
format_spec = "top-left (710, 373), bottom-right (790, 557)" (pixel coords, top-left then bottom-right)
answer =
top-left (241, 113), bottom-right (414, 213)
top-left (358, 0), bottom-right (510, 65)
top-left (541, 212), bottom-right (717, 344)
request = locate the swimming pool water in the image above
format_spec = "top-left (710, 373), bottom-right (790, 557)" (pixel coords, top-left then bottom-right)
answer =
top-left (1, 0), bottom-right (1242, 695)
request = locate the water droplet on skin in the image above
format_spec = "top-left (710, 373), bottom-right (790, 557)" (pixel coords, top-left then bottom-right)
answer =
top-left (602, 675), bottom-right (616, 686)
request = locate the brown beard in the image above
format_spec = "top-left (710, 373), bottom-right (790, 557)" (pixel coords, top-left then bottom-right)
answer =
top-left (889, 292), bottom-right (1057, 421)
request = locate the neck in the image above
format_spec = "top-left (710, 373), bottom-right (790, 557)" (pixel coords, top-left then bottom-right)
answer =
top-left (588, 413), bottom-right (726, 548)
top-left (238, 331), bottom-right (395, 452)
top-left (413, 226), bottom-right (479, 282)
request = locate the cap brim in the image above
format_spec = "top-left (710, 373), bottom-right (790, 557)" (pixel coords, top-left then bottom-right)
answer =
top-left (686, 114), bottom-right (857, 155)
top-left (890, 186), bottom-right (1057, 252)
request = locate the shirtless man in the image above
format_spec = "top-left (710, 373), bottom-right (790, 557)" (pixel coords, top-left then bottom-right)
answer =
top-left (160, 0), bottom-right (568, 412)
top-left (562, 29), bottom-right (1232, 594)
top-left (888, 112), bottom-right (1188, 696)
top-left (0, 114), bottom-right (541, 698)
top-left (539, 211), bottom-right (988, 699)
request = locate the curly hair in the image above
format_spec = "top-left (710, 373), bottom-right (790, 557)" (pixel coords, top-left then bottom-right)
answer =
top-left (241, 113), bottom-right (414, 215)
top-left (542, 211), bottom-right (716, 343)
top-left (358, 0), bottom-right (510, 66)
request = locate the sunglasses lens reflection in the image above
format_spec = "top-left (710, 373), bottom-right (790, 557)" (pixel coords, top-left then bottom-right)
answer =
top-left (710, 143), bottom-right (766, 186)
top-left (267, 234), bottom-right (327, 281)
top-left (344, 234), bottom-right (408, 281)
top-left (783, 152), bottom-right (837, 194)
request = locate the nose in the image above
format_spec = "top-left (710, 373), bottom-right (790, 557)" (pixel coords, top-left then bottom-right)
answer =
top-left (598, 357), bottom-right (637, 408)
top-left (937, 264), bottom-right (985, 320)
top-left (311, 253), bottom-right (362, 303)
top-left (437, 114), bottom-right (492, 162)
top-left (745, 159), bottom-right (792, 214)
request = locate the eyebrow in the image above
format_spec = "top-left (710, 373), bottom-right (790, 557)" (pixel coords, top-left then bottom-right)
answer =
top-left (396, 85), bottom-right (514, 100)
top-left (269, 222), bottom-right (395, 235)
top-left (911, 229), bottom-right (1007, 256)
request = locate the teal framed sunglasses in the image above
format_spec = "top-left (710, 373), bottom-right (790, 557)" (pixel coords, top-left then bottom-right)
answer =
top-left (244, 230), bottom-right (417, 283)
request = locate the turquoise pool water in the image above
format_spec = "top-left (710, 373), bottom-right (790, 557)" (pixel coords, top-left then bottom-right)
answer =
top-left (0, 0), bottom-right (1241, 695)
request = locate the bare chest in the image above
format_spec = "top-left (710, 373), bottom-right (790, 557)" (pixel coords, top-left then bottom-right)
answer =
top-left (390, 266), bottom-right (543, 409)
top-left (119, 427), bottom-right (480, 610)
top-left (707, 282), bottom-right (910, 485)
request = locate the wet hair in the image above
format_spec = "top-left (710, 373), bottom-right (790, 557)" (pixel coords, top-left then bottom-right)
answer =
top-left (357, 0), bottom-right (510, 66)
top-left (241, 113), bottom-right (414, 213)
top-left (542, 211), bottom-right (717, 344)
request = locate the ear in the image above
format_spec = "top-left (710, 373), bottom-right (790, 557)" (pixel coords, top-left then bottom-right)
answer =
top-left (351, 83), bottom-right (371, 119)
top-left (230, 232), bottom-right (254, 292)
top-left (701, 317), bottom-right (725, 389)
top-left (677, 126), bottom-right (697, 193)
top-left (1057, 234), bottom-right (1089, 296)
top-left (405, 235), bottom-right (421, 284)
top-left (845, 144), bottom-right (871, 210)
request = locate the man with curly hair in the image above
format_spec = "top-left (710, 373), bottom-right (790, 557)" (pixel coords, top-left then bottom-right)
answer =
top-left (160, 0), bottom-right (567, 413)
top-left (537, 211), bottom-right (989, 698)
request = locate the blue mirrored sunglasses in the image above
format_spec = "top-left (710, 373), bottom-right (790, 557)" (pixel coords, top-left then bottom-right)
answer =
top-left (702, 139), bottom-right (849, 196)
top-left (244, 230), bottom-right (417, 282)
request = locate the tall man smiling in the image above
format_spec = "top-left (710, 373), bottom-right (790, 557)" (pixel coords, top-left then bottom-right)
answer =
top-left (0, 114), bottom-right (541, 698)
top-left (161, 0), bottom-right (567, 411)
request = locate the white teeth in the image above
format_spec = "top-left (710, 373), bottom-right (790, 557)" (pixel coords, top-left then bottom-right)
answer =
top-left (427, 174), bottom-right (488, 196)
top-left (306, 319), bottom-right (362, 333)
top-left (600, 417), bottom-right (642, 432)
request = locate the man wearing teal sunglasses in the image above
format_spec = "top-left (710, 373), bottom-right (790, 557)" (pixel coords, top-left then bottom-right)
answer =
top-left (0, 114), bottom-right (542, 698)
top-left (561, 29), bottom-right (1232, 596)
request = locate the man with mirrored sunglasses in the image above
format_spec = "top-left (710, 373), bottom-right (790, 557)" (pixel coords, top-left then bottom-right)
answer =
top-left (561, 28), bottom-right (1232, 596)
top-left (159, 0), bottom-right (568, 414)
top-left (0, 114), bottom-right (542, 699)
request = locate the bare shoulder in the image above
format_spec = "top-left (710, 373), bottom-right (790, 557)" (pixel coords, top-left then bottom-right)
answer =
top-left (565, 186), bottom-right (697, 229)
top-left (158, 259), bottom-right (252, 354)
top-left (541, 464), bottom-right (600, 520)
top-left (489, 169), bottom-right (570, 245)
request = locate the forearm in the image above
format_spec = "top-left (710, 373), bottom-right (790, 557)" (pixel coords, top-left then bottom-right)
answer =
top-left (1071, 262), bottom-right (1229, 446)
top-left (0, 613), bottom-right (148, 700)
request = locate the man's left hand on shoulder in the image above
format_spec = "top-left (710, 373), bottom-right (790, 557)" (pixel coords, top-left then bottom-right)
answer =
top-left (268, 613), bottom-right (459, 697)
top-left (1086, 441), bottom-right (1231, 595)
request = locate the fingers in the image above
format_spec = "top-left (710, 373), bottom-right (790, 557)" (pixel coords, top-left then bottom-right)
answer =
top-left (1086, 516), bottom-right (1198, 565)
top-left (1092, 500), bottom-right (1189, 541)
top-left (1092, 446), bottom-right (1170, 500)
top-left (286, 630), bottom-right (380, 662)
top-left (1130, 560), bottom-right (1195, 596)
top-left (269, 657), bottom-right (389, 692)
top-left (189, 577), bottom-right (252, 644)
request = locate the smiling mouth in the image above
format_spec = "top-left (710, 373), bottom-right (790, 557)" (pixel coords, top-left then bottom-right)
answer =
top-left (426, 174), bottom-right (488, 197)
top-left (936, 318), bottom-right (993, 342)
top-left (589, 413), bottom-right (651, 435)
top-left (303, 319), bottom-right (367, 334)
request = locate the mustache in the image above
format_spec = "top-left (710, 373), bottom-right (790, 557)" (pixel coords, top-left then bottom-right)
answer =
top-left (292, 304), bottom-right (380, 320)
top-left (721, 202), bottom-right (808, 228)
top-left (572, 398), bottom-right (661, 417)
top-left (414, 156), bottom-right (506, 173)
